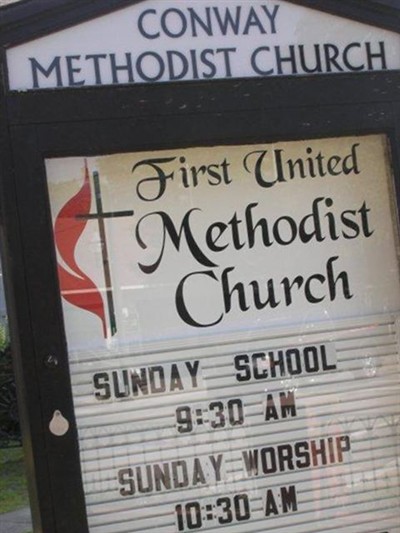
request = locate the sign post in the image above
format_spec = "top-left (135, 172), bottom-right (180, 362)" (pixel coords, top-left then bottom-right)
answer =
top-left (0, 1), bottom-right (399, 532)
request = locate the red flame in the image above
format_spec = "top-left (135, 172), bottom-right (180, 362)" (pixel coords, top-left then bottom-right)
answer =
top-left (54, 161), bottom-right (107, 337)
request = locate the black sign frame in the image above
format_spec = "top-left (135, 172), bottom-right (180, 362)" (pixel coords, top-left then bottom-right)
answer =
top-left (1, 1), bottom-right (400, 532)
top-left (2, 72), bottom-right (400, 532)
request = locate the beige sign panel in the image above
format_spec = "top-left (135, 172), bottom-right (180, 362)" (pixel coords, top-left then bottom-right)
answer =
top-left (45, 135), bottom-right (400, 532)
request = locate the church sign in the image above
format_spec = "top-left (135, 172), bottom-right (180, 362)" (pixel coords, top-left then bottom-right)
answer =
top-left (46, 134), bottom-right (400, 532)
top-left (6, 0), bottom-right (400, 89)
top-left (0, 1), bottom-right (399, 532)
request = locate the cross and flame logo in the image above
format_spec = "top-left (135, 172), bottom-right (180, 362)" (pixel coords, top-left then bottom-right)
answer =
top-left (54, 161), bottom-right (133, 339)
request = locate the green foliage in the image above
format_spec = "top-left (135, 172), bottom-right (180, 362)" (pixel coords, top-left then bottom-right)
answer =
top-left (0, 318), bottom-right (9, 354)
top-left (0, 318), bottom-right (11, 375)
top-left (0, 322), bottom-right (26, 515)
top-left (0, 318), bottom-right (20, 445)
top-left (0, 447), bottom-right (29, 513)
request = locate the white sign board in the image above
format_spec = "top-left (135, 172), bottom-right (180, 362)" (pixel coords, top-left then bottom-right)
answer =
top-left (7, 0), bottom-right (400, 90)
top-left (45, 134), bottom-right (400, 532)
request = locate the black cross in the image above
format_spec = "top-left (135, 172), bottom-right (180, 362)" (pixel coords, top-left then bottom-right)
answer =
top-left (76, 171), bottom-right (134, 337)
